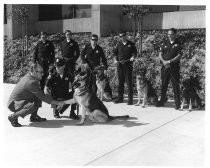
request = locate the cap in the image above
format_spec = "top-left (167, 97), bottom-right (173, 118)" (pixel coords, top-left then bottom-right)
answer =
top-left (55, 57), bottom-right (66, 66)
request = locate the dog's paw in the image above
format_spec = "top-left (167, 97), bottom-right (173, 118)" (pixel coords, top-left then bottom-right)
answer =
top-left (134, 103), bottom-right (140, 106)
top-left (179, 108), bottom-right (183, 111)
top-left (76, 121), bottom-right (84, 125)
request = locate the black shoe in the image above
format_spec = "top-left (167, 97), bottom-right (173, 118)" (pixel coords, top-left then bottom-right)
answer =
top-left (30, 115), bottom-right (47, 122)
top-left (114, 99), bottom-right (123, 104)
top-left (156, 101), bottom-right (164, 107)
top-left (175, 106), bottom-right (180, 110)
top-left (8, 115), bottom-right (22, 127)
top-left (54, 114), bottom-right (61, 118)
top-left (69, 111), bottom-right (80, 120)
top-left (127, 101), bottom-right (133, 105)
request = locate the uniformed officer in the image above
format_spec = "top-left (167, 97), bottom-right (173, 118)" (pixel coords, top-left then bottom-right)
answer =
top-left (157, 28), bottom-right (182, 109)
top-left (33, 31), bottom-right (55, 91)
top-left (113, 31), bottom-right (137, 105)
top-left (44, 58), bottom-right (79, 119)
top-left (61, 30), bottom-right (80, 78)
top-left (81, 34), bottom-right (108, 94)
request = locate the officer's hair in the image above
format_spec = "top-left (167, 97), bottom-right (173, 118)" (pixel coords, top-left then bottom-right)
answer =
top-left (168, 28), bottom-right (177, 34)
top-left (30, 62), bottom-right (42, 73)
top-left (40, 31), bottom-right (47, 36)
top-left (91, 34), bottom-right (98, 39)
top-left (65, 30), bottom-right (72, 34)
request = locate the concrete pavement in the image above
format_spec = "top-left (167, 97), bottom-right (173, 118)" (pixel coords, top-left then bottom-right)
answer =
top-left (1, 84), bottom-right (205, 167)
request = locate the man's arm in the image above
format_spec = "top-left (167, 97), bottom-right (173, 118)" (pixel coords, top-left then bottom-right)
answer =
top-left (80, 45), bottom-right (88, 64)
top-left (49, 41), bottom-right (55, 64)
top-left (33, 43), bottom-right (39, 63)
top-left (130, 43), bottom-right (137, 61)
top-left (75, 42), bottom-right (80, 61)
top-left (100, 48), bottom-right (108, 70)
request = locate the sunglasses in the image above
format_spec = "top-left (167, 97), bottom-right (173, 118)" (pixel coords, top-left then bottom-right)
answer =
top-left (91, 38), bottom-right (98, 41)
top-left (119, 35), bottom-right (125, 37)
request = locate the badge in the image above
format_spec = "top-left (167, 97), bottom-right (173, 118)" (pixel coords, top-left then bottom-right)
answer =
top-left (65, 77), bottom-right (68, 80)
top-left (70, 43), bottom-right (73, 46)
top-left (96, 50), bottom-right (99, 53)
top-left (128, 45), bottom-right (131, 47)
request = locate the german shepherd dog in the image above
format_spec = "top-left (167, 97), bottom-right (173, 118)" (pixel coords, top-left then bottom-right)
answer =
top-left (180, 76), bottom-right (203, 111)
top-left (93, 66), bottom-right (112, 101)
top-left (65, 68), bottom-right (129, 125)
top-left (135, 68), bottom-right (158, 107)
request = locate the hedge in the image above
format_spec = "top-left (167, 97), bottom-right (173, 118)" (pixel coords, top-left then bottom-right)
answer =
top-left (4, 29), bottom-right (205, 101)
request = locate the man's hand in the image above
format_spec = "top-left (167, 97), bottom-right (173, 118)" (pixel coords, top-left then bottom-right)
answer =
top-left (57, 101), bottom-right (65, 107)
top-left (83, 63), bottom-right (89, 69)
top-left (130, 56), bottom-right (135, 62)
top-left (104, 70), bottom-right (107, 75)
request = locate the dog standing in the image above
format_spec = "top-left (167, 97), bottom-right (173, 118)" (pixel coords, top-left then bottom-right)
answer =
top-left (94, 66), bottom-right (112, 101)
top-left (65, 69), bottom-right (129, 125)
top-left (135, 68), bottom-right (158, 107)
top-left (180, 77), bottom-right (203, 111)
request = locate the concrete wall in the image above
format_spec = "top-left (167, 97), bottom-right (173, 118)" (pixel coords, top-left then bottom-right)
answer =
top-left (35, 18), bottom-right (92, 34)
top-left (100, 5), bottom-right (121, 36)
top-left (4, 5), bottom-right (206, 40)
top-left (91, 5), bottom-right (100, 36)
top-left (121, 10), bottom-right (206, 31)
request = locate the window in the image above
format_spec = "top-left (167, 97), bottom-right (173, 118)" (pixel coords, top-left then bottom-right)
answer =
top-left (62, 5), bottom-right (91, 19)
top-left (39, 5), bottom-right (62, 21)
top-left (4, 4), bottom-right (7, 24)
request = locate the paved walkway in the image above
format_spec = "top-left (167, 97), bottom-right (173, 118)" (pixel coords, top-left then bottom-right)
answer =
top-left (1, 84), bottom-right (206, 167)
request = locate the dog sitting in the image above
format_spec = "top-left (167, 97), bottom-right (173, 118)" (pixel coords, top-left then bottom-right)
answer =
top-left (64, 68), bottom-right (129, 125)
top-left (135, 68), bottom-right (158, 107)
top-left (180, 76), bottom-right (203, 111)
top-left (93, 66), bottom-right (112, 101)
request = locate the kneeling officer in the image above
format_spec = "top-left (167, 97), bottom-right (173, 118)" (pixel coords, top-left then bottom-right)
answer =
top-left (44, 57), bottom-right (79, 119)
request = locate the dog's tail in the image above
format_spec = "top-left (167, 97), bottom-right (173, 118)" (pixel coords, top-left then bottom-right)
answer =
top-left (108, 115), bottom-right (129, 121)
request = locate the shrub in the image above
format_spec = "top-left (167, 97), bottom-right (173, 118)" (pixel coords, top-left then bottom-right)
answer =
top-left (4, 29), bottom-right (205, 101)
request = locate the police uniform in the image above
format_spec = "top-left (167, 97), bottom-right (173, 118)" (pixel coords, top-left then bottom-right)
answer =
top-left (81, 44), bottom-right (108, 94)
top-left (45, 58), bottom-right (78, 119)
top-left (159, 39), bottom-right (182, 108)
top-left (33, 40), bottom-right (55, 91)
top-left (113, 40), bottom-right (137, 104)
top-left (61, 39), bottom-right (80, 78)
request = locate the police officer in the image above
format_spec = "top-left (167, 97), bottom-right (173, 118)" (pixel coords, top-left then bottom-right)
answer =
top-left (44, 58), bottom-right (79, 119)
top-left (61, 30), bottom-right (80, 77)
top-left (113, 31), bottom-right (137, 105)
top-left (157, 28), bottom-right (182, 109)
top-left (81, 34), bottom-right (108, 94)
top-left (33, 31), bottom-right (55, 91)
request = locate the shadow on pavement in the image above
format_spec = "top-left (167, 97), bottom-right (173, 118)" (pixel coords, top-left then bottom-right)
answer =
top-left (28, 116), bottom-right (149, 128)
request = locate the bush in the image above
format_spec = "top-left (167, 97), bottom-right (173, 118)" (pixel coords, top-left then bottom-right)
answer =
top-left (4, 29), bottom-right (205, 101)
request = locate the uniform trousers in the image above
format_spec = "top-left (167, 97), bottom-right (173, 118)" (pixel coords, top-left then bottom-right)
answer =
top-left (159, 64), bottom-right (181, 108)
top-left (117, 62), bottom-right (133, 101)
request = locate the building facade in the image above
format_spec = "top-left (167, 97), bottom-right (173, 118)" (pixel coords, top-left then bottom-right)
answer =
top-left (4, 4), bottom-right (206, 39)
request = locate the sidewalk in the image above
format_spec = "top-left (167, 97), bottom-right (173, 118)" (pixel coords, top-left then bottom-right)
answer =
top-left (2, 84), bottom-right (205, 167)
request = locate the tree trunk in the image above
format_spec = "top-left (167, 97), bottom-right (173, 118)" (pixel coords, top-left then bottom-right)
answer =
top-left (138, 14), bottom-right (143, 58)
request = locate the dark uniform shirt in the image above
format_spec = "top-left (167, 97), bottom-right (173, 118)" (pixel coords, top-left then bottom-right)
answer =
top-left (81, 44), bottom-right (108, 70)
top-left (114, 40), bottom-right (137, 61)
top-left (61, 39), bottom-right (80, 63)
top-left (160, 39), bottom-right (182, 65)
top-left (33, 40), bottom-right (55, 65)
top-left (7, 73), bottom-right (53, 108)
top-left (45, 71), bottom-right (73, 99)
